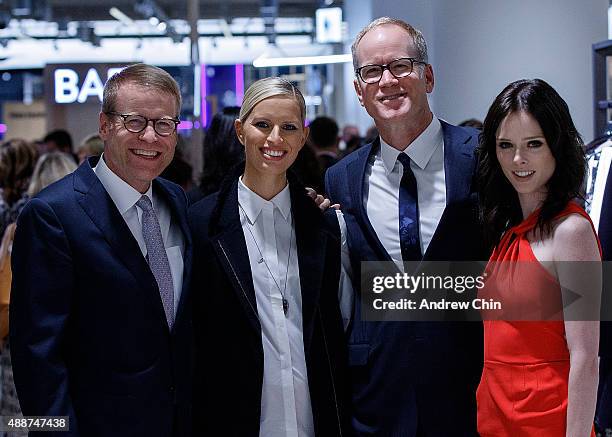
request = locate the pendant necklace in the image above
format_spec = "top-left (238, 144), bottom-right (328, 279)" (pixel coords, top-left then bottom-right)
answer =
top-left (239, 203), bottom-right (293, 316)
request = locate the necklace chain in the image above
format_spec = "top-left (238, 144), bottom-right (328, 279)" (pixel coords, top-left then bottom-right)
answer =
top-left (239, 203), bottom-right (293, 316)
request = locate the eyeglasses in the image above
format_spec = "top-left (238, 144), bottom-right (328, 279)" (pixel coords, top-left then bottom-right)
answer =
top-left (105, 112), bottom-right (180, 136)
top-left (355, 57), bottom-right (427, 84)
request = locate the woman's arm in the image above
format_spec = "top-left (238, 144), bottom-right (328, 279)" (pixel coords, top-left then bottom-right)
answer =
top-left (554, 215), bottom-right (601, 437)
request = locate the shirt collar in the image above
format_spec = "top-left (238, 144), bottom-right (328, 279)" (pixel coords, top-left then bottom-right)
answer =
top-left (94, 153), bottom-right (153, 214)
top-left (238, 177), bottom-right (292, 224)
top-left (380, 117), bottom-right (443, 174)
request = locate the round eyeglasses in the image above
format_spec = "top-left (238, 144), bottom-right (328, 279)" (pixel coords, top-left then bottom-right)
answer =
top-left (105, 112), bottom-right (180, 136)
top-left (355, 57), bottom-right (427, 84)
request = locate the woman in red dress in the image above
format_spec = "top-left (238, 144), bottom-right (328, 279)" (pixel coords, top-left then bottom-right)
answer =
top-left (476, 79), bottom-right (601, 437)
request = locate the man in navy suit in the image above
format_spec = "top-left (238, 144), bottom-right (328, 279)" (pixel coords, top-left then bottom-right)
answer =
top-left (10, 64), bottom-right (192, 437)
top-left (325, 17), bottom-right (484, 436)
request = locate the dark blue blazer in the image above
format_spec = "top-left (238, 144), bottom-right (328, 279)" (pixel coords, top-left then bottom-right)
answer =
top-left (325, 121), bottom-right (485, 436)
top-left (10, 157), bottom-right (193, 437)
top-left (189, 166), bottom-right (349, 436)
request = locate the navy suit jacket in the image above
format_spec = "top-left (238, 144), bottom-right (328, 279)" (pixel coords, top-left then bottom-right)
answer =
top-left (189, 166), bottom-right (349, 436)
top-left (10, 157), bottom-right (193, 437)
top-left (325, 121), bottom-right (486, 436)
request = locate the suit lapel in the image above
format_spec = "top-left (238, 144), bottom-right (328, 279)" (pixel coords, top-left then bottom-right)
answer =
top-left (347, 140), bottom-right (393, 262)
top-left (291, 183), bottom-right (327, 351)
top-left (424, 121), bottom-right (477, 260)
top-left (210, 180), bottom-right (260, 334)
top-left (73, 158), bottom-right (169, 326)
top-left (442, 121), bottom-right (476, 205)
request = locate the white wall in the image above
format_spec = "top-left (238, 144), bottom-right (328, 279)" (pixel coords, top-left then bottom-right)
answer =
top-left (340, 0), bottom-right (608, 141)
top-left (432, 0), bottom-right (607, 141)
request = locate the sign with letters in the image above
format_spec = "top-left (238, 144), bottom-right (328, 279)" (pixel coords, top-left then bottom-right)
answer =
top-left (51, 66), bottom-right (125, 104)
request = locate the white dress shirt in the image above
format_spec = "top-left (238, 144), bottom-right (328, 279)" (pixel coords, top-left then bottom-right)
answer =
top-left (365, 117), bottom-right (446, 270)
top-left (94, 154), bottom-right (185, 314)
top-left (238, 178), bottom-right (314, 437)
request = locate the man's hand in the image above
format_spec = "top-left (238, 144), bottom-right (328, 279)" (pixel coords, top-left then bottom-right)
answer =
top-left (305, 187), bottom-right (340, 211)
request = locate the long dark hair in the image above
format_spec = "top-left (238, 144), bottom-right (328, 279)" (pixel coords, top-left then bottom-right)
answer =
top-left (477, 78), bottom-right (585, 246)
top-left (199, 106), bottom-right (244, 196)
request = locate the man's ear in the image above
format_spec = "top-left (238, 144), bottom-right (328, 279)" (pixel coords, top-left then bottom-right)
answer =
top-left (234, 119), bottom-right (245, 145)
top-left (424, 64), bottom-right (435, 94)
top-left (354, 79), bottom-right (365, 107)
top-left (99, 112), bottom-right (110, 140)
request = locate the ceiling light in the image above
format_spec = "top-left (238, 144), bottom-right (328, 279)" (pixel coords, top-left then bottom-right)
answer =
top-left (109, 7), bottom-right (134, 25)
top-left (253, 53), bottom-right (351, 68)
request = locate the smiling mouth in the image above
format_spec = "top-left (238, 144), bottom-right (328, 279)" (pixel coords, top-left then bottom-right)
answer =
top-left (132, 149), bottom-right (160, 158)
top-left (513, 170), bottom-right (535, 178)
top-left (261, 147), bottom-right (287, 160)
top-left (379, 93), bottom-right (407, 102)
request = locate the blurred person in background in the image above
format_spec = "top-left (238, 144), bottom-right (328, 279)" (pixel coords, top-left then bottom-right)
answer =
top-left (76, 133), bottom-right (104, 164)
top-left (0, 139), bottom-right (38, 237)
top-left (459, 118), bottom-right (484, 130)
top-left (290, 139), bottom-right (324, 193)
top-left (308, 116), bottom-right (341, 172)
top-left (342, 134), bottom-right (364, 158)
top-left (342, 124), bottom-right (360, 146)
top-left (161, 137), bottom-right (193, 192)
top-left (363, 124), bottom-right (379, 145)
top-left (340, 124), bottom-right (363, 158)
top-left (187, 106), bottom-right (243, 203)
top-left (0, 151), bottom-right (77, 433)
top-left (41, 129), bottom-right (77, 162)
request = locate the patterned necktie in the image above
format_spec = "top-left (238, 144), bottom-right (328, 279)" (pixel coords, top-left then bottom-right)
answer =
top-left (136, 195), bottom-right (175, 328)
top-left (397, 153), bottom-right (422, 261)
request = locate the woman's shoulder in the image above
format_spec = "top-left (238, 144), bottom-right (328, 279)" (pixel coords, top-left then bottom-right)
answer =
top-left (551, 212), bottom-right (600, 262)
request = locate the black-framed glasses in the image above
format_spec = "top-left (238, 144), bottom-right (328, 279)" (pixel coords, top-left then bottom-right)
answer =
top-left (355, 57), bottom-right (427, 84)
top-left (105, 112), bottom-right (180, 136)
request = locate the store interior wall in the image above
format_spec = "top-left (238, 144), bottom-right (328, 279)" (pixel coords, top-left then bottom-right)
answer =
top-left (340, 0), bottom-right (607, 141)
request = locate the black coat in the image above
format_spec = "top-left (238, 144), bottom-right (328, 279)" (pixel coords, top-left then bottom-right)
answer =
top-left (189, 165), bottom-right (349, 436)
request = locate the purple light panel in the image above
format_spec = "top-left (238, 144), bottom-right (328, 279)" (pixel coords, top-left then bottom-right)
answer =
top-left (201, 64), bottom-right (207, 128)
top-left (235, 64), bottom-right (244, 105)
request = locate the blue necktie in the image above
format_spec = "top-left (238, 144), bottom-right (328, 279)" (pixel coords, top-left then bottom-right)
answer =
top-left (397, 153), bottom-right (422, 261)
top-left (137, 195), bottom-right (175, 328)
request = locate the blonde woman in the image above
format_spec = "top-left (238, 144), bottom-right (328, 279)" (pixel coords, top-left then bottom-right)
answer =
top-left (189, 77), bottom-right (350, 436)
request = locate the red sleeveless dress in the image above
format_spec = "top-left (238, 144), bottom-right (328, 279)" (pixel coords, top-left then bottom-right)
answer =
top-left (476, 202), bottom-right (598, 437)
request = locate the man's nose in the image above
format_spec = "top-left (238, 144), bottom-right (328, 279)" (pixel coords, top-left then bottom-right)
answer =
top-left (139, 122), bottom-right (158, 142)
top-left (379, 68), bottom-right (398, 86)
